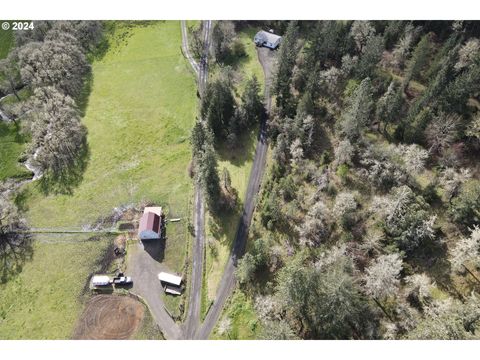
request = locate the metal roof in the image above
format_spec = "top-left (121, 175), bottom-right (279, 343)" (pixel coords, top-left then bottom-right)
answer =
top-left (255, 30), bottom-right (282, 44)
top-left (138, 211), bottom-right (161, 235)
top-left (158, 272), bottom-right (182, 286)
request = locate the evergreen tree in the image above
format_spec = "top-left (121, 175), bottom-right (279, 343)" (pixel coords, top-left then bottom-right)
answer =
top-left (375, 81), bottom-right (405, 133)
top-left (402, 34), bottom-right (432, 89)
top-left (201, 78), bottom-right (235, 140)
top-left (198, 142), bottom-right (221, 212)
top-left (276, 252), bottom-right (378, 339)
top-left (240, 75), bottom-right (265, 126)
top-left (340, 77), bottom-right (374, 141)
top-left (273, 21), bottom-right (300, 117)
top-left (356, 35), bottom-right (384, 79)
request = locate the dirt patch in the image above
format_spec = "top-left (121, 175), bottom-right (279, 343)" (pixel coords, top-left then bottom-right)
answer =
top-left (73, 295), bottom-right (144, 339)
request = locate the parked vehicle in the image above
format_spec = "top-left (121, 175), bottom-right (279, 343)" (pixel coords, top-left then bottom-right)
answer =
top-left (112, 273), bottom-right (132, 285)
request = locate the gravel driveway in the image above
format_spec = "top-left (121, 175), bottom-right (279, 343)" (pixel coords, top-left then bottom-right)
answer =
top-left (126, 241), bottom-right (184, 339)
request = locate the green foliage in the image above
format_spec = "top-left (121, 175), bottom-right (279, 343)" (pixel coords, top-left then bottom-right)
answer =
top-left (274, 21), bottom-right (300, 117)
top-left (340, 77), bottom-right (373, 141)
top-left (376, 81), bottom-right (404, 132)
top-left (356, 35), bottom-right (384, 79)
top-left (278, 174), bottom-right (296, 201)
top-left (236, 252), bottom-right (257, 284)
top-left (201, 78), bottom-right (236, 140)
top-left (198, 143), bottom-right (222, 213)
top-left (423, 183), bottom-right (441, 206)
top-left (441, 58), bottom-right (480, 113)
top-left (383, 186), bottom-right (435, 254)
top-left (260, 187), bottom-right (282, 230)
top-left (336, 163), bottom-right (349, 181)
top-left (240, 75), bottom-right (264, 127)
top-left (401, 106), bottom-right (432, 144)
top-left (450, 179), bottom-right (480, 228)
top-left (275, 252), bottom-right (378, 339)
top-left (0, 25), bottom-right (13, 59)
top-left (403, 34), bottom-right (432, 87)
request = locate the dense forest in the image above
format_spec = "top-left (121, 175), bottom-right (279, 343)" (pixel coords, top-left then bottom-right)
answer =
top-left (203, 20), bottom-right (480, 340)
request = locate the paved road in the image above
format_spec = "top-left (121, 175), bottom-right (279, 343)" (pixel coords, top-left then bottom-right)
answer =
top-left (126, 241), bottom-right (184, 339)
top-left (197, 47), bottom-right (273, 340)
top-left (182, 20), bottom-right (211, 339)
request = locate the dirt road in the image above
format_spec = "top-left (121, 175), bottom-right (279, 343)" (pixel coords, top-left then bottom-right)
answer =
top-left (182, 20), bottom-right (211, 339)
top-left (127, 241), bottom-right (184, 339)
top-left (197, 46), bottom-right (275, 339)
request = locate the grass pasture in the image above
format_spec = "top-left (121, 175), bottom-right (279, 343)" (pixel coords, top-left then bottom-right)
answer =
top-left (211, 290), bottom-right (262, 340)
top-left (0, 122), bottom-right (30, 181)
top-left (25, 21), bottom-right (196, 273)
top-left (0, 235), bottom-right (111, 339)
top-left (1, 21), bottom-right (197, 339)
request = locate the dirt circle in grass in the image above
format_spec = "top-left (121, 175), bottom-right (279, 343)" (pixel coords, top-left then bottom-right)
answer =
top-left (73, 295), bottom-right (144, 339)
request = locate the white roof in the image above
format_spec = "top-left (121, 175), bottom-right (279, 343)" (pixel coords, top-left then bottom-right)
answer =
top-left (144, 206), bottom-right (162, 216)
top-left (158, 272), bottom-right (182, 286)
top-left (255, 30), bottom-right (281, 44)
top-left (164, 285), bottom-right (182, 295)
top-left (92, 275), bottom-right (110, 285)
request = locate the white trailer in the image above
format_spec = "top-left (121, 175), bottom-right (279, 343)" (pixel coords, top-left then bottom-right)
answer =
top-left (157, 272), bottom-right (182, 286)
top-left (91, 275), bottom-right (111, 287)
top-left (158, 272), bottom-right (183, 295)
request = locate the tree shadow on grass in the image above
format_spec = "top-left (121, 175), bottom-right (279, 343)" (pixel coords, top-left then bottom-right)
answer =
top-left (407, 233), bottom-right (465, 300)
top-left (76, 71), bottom-right (94, 118)
top-left (0, 231), bottom-right (33, 284)
top-left (37, 142), bottom-right (90, 196)
top-left (217, 127), bottom-right (257, 168)
top-left (13, 187), bottom-right (31, 212)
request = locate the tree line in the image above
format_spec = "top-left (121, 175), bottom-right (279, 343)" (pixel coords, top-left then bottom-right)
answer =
top-left (192, 66), bottom-right (265, 214)
top-left (0, 21), bottom-right (104, 282)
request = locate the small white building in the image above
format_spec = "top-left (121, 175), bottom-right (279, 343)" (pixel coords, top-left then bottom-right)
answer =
top-left (254, 30), bottom-right (282, 49)
top-left (158, 272), bottom-right (183, 296)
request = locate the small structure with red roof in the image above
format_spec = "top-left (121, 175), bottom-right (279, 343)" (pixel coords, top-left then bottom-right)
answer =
top-left (138, 206), bottom-right (164, 240)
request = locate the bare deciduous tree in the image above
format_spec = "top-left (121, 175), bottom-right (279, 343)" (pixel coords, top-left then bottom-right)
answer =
top-left (0, 196), bottom-right (32, 283)
top-left (426, 112), bottom-right (459, 155)
top-left (27, 87), bottom-right (86, 177)
top-left (364, 253), bottom-right (403, 300)
top-left (449, 226), bottom-right (480, 277)
top-left (18, 35), bottom-right (89, 98)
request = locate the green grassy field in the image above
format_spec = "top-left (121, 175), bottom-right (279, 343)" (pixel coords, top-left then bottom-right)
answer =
top-left (235, 27), bottom-right (265, 93)
top-left (25, 21), bottom-right (196, 272)
top-left (0, 235), bottom-right (111, 339)
top-left (211, 290), bottom-right (262, 339)
top-left (0, 122), bottom-right (30, 181)
top-left (0, 21), bottom-right (197, 339)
